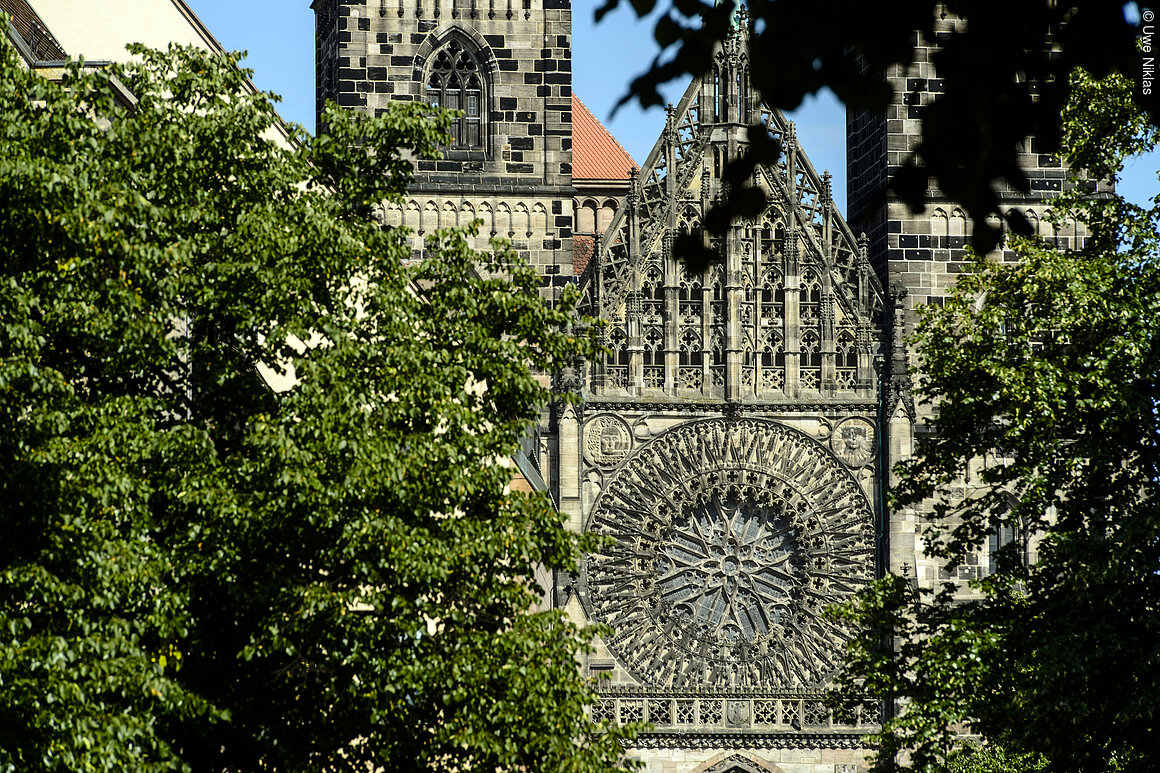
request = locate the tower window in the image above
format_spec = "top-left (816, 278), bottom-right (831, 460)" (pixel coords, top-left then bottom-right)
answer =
top-left (426, 39), bottom-right (486, 150)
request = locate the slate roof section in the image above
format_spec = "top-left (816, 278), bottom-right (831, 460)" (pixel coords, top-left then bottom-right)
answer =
top-left (1, 0), bottom-right (67, 61)
top-left (572, 95), bottom-right (637, 182)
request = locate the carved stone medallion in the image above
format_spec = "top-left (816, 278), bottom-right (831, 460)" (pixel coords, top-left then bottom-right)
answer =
top-left (583, 418), bottom-right (874, 690)
top-left (726, 700), bottom-right (751, 727)
top-left (831, 417), bottom-right (876, 468)
top-left (584, 414), bottom-right (633, 468)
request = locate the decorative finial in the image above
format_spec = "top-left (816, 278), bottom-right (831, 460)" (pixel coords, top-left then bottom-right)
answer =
top-left (822, 171), bottom-right (833, 205)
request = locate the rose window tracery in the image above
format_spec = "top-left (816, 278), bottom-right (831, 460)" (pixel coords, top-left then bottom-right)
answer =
top-left (583, 418), bottom-right (874, 690)
top-left (657, 487), bottom-right (805, 646)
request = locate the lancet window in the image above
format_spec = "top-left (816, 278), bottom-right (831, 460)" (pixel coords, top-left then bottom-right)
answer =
top-left (677, 249), bottom-right (705, 391)
top-left (799, 267), bottom-right (823, 391)
top-left (425, 39), bottom-right (486, 149)
top-left (758, 252), bottom-right (785, 393)
top-left (606, 326), bottom-right (628, 390)
top-left (707, 259), bottom-right (726, 383)
top-left (758, 221), bottom-right (785, 258)
top-left (734, 66), bottom-right (748, 121)
top-left (640, 261), bottom-right (666, 389)
top-left (835, 327), bottom-right (857, 391)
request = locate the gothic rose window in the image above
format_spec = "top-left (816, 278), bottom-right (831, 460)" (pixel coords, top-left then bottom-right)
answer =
top-left (583, 419), bottom-right (875, 690)
top-left (425, 39), bottom-right (485, 149)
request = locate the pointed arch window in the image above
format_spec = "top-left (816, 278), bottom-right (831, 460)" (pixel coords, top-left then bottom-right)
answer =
top-left (425, 39), bottom-right (486, 150)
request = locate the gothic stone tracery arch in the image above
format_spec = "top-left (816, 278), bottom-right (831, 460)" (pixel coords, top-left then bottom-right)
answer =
top-left (421, 33), bottom-right (488, 150)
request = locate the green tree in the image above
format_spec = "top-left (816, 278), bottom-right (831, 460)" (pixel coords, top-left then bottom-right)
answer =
top-left (947, 743), bottom-right (1047, 773)
top-left (594, 0), bottom-right (1154, 251)
top-left (827, 71), bottom-right (1160, 773)
top-left (0, 39), bottom-right (634, 772)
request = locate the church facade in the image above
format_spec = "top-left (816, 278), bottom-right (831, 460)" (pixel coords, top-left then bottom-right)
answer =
top-left (560, 15), bottom-right (881, 771)
top-left (311, 3), bottom-right (1070, 772)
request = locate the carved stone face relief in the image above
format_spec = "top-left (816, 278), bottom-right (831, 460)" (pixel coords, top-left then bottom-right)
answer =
top-left (584, 415), bottom-right (633, 468)
top-left (583, 418), bottom-right (874, 690)
top-left (831, 417), bottom-right (876, 468)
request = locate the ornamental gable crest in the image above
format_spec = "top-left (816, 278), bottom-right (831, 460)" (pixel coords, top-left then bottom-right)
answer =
top-left (578, 13), bottom-right (883, 404)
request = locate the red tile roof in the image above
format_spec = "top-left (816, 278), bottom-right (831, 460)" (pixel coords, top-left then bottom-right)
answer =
top-left (572, 95), bottom-right (637, 182)
top-left (573, 235), bottom-right (596, 275)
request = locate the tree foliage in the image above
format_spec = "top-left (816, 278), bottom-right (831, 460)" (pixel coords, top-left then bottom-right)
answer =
top-left (827, 71), bottom-right (1160, 773)
top-left (0, 38), bottom-right (634, 772)
top-left (947, 743), bottom-right (1048, 773)
top-left (593, 0), bottom-right (1154, 252)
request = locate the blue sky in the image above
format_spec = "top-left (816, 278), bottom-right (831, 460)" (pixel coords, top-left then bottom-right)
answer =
top-left (184, 0), bottom-right (1156, 213)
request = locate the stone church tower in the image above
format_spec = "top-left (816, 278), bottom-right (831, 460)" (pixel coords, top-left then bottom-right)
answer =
top-left (316, 3), bottom-right (885, 772)
top-left (312, 0), bottom-right (576, 297)
top-left (845, 11), bottom-right (1101, 590)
